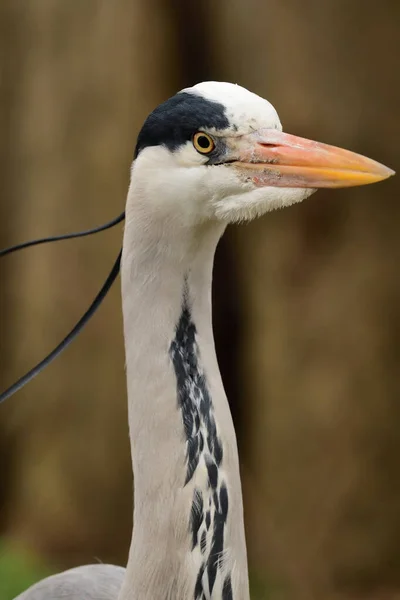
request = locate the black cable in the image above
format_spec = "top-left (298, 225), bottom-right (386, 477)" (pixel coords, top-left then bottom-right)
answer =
top-left (0, 250), bottom-right (122, 404)
top-left (0, 212), bottom-right (125, 257)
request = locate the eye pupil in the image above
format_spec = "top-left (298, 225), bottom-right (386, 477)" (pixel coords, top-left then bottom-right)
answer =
top-left (198, 135), bottom-right (211, 149)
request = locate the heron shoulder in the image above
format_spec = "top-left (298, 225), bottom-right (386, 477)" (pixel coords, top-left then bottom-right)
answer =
top-left (13, 564), bottom-right (125, 600)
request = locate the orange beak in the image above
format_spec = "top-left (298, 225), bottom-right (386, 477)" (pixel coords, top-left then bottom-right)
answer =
top-left (231, 129), bottom-right (395, 188)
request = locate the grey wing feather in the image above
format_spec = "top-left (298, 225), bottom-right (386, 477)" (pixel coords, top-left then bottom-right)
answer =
top-left (14, 564), bottom-right (125, 600)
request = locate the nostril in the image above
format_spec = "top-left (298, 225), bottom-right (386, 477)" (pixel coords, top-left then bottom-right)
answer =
top-left (259, 143), bottom-right (280, 149)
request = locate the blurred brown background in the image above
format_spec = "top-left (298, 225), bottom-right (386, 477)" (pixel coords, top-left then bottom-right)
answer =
top-left (0, 1), bottom-right (399, 599)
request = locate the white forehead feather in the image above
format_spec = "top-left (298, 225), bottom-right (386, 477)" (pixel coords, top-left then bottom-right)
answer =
top-left (182, 81), bottom-right (282, 134)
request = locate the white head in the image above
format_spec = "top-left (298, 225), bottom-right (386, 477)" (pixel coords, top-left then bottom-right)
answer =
top-left (130, 81), bottom-right (393, 226)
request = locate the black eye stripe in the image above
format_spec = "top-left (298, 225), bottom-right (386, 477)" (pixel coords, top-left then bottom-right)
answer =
top-left (134, 92), bottom-right (229, 157)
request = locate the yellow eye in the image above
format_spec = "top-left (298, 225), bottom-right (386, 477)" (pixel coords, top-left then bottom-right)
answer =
top-left (193, 132), bottom-right (215, 154)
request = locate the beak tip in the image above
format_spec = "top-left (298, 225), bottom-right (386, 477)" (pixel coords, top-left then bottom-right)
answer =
top-left (377, 165), bottom-right (395, 182)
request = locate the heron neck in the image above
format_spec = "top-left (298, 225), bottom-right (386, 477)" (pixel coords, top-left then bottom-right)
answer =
top-left (119, 205), bottom-right (249, 599)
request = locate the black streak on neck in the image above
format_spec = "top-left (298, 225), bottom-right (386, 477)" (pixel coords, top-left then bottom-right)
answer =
top-left (169, 279), bottom-right (231, 599)
top-left (169, 281), bottom-right (222, 486)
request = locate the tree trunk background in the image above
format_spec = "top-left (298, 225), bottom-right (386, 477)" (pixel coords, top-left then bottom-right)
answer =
top-left (210, 1), bottom-right (400, 598)
top-left (0, 0), bottom-right (179, 566)
top-left (1, 2), bottom-right (399, 599)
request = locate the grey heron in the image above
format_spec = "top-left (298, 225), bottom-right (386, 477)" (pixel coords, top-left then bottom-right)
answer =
top-left (10, 81), bottom-right (393, 600)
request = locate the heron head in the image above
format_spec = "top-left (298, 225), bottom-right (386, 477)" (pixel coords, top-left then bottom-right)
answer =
top-left (131, 81), bottom-right (394, 225)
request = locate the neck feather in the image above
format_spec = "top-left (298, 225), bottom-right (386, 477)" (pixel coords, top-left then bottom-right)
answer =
top-left (118, 190), bottom-right (249, 600)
